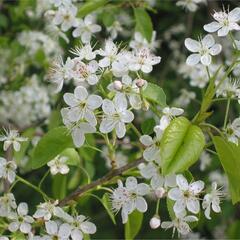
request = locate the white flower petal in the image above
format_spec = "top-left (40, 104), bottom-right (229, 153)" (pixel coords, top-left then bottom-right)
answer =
top-left (176, 175), bottom-right (188, 191)
top-left (203, 22), bottom-right (221, 33)
top-left (74, 86), bottom-right (88, 101)
top-left (184, 38), bottom-right (201, 52)
top-left (186, 54), bottom-right (201, 66)
top-left (136, 197), bottom-right (148, 212)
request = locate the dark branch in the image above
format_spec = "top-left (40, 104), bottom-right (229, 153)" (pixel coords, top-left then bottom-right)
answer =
top-left (59, 158), bottom-right (145, 206)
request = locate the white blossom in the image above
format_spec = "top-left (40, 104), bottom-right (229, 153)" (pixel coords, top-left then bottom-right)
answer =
top-left (0, 129), bottom-right (28, 152)
top-left (68, 215), bottom-right (97, 240)
top-left (185, 34), bottom-right (222, 66)
top-left (72, 14), bottom-right (101, 43)
top-left (70, 44), bottom-right (96, 61)
top-left (140, 130), bottom-right (162, 163)
top-left (0, 157), bottom-right (17, 183)
top-left (111, 177), bottom-right (149, 224)
top-left (33, 201), bottom-right (60, 221)
top-left (202, 182), bottom-right (223, 219)
top-left (0, 193), bottom-right (17, 218)
top-left (129, 31), bottom-right (160, 51)
top-left (155, 107), bottom-right (184, 132)
top-left (161, 211), bottom-right (198, 236)
top-left (226, 117), bottom-right (240, 145)
top-left (61, 109), bottom-right (96, 147)
top-left (45, 220), bottom-right (71, 239)
top-left (204, 8), bottom-right (240, 37)
top-left (63, 86), bottom-right (102, 126)
top-left (97, 40), bottom-right (120, 68)
top-left (107, 75), bottom-right (146, 110)
top-left (8, 202), bottom-right (34, 234)
top-left (176, 0), bottom-right (206, 12)
top-left (53, 5), bottom-right (77, 31)
top-left (66, 58), bottom-right (100, 85)
top-left (168, 174), bottom-right (204, 214)
top-left (100, 93), bottom-right (134, 138)
top-left (47, 155), bottom-right (70, 175)
top-left (107, 21), bottom-right (123, 40)
top-left (128, 47), bottom-right (161, 73)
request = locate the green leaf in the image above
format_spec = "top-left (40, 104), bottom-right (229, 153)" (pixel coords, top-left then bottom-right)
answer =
top-left (142, 83), bottom-right (166, 107)
top-left (161, 117), bottom-right (205, 175)
top-left (31, 127), bottom-right (74, 169)
top-left (78, 0), bottom-right (108, 18)
top-left (102, 193), bottom-right (116, 225)
top-left (48, 110), bottom-right (62, 130)
top-left (101, 11), bottom-right (115, 27)
top-left (124, 211), bottom-right (143, 239)
top-left (52, 174), bottom-right (67, 199)
top-left (60, 148), bottom-right (80, 166)
top-left (134, 8), bottom-right (153, 42)
top-left (141, 118), bottom-right (155, 135)
top-left (213, 136), bottom-right (240, 204)
top-left (124, 211), bottom-right (143, 240)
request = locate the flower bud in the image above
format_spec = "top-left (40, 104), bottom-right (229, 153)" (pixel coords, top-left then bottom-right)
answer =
top-left (113, 80), bottom-right (123, 91)
top-left (149, 215), bottom-right (161, 229)
top-left (135, 78), bottom-right (146, 88)
top-left (155, 187), bottom-right (166, 199)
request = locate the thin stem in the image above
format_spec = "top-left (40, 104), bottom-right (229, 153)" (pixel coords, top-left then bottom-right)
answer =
top-left (200, 123), bottom-right (223, 136)
top-left (155, 199), bottom-right (160, 215)
top-left (205, 148), bottom-right (218, 156)
top-left (212, 97), bottom-right (239, 102)
top-left (229, 32), bottom-right (238, 50)
top-left (16, 175), bottom-right (50, 201)
top-left (206, 66), bottom-right (211, 79)
top-left (38, 169), bottom-right (50, 189)
top-left (129, 123), bottom-right (141, 138)
top-left (223, 98), bottom-right (231, 130)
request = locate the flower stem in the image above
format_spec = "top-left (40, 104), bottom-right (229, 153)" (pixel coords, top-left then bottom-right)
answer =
top-left (223, 98), bottom-right (231, 130)
top-left (16, 175), bottom-right (50, 201)
top-left (129, 123), bottom-right (141, 138)
top-left (38, 169), bottom-right (50, 189)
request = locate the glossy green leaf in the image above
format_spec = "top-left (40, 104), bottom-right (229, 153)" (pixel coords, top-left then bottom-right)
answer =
top-left (161, 117), bottom-right (205, 175)
top-left (31, 127), bottom-right (74, 169)
top-left (102, 193), bottom-right (116, 225)
top-left (52, 174), bottom-right (67, 200)
top-left (142, 83), bottom-right (166, 107)
top-left (78, 0), bottom-right (108, 18)
top-left (141, 118), bottom-right (155, 135)
top-left (124, 210), bottom-right (143, 240)
top-left (213, 136), bottom-right (240, 204)
top-left (134, 8), bottom-right (153, 42)
top-left (60, 148), bottom-right (80, 166)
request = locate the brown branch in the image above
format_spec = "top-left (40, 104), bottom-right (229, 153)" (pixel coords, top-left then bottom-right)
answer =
top-left (59, 158), bottom-right (145, 206)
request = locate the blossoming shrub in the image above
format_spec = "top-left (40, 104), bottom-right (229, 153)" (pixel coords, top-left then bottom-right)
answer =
top-left (0, 0), bottom-right (240, 239)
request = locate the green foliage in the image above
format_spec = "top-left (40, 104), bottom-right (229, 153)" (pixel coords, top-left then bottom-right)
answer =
top-left (60, 148), bottom-right (80, 166)
top-left (52, 174), bottom-right (67, 199)
top-left (141, 118), bottom-right (155, 135)
top-left (213, 136), bottom-right (240, 204)
top-left (142, 83), bottom-right (166, 107)
top-left (161, 117), bottom-right (205, 175)
top-left (31, 127), bottom-right (74, 169)
top-left (124, 210), bottom-right (143, 240)
top-left (78, 0), bottom-right (109, 18)
top-left (102, 193), bottom-right (116, 225)
top-left (134, 8), bottom-right (153, 42)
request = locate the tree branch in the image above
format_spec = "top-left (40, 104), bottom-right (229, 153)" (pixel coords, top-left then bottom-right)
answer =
top-left (59, 158), bottom-right (145, 206)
